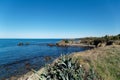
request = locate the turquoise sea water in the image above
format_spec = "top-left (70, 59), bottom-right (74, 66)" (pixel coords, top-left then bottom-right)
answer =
top-left (0, 39), bottom-right (88, 79)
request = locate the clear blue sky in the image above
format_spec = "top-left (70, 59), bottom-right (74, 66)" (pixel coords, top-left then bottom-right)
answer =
top-left (0, 0), bottom-right (120, 38)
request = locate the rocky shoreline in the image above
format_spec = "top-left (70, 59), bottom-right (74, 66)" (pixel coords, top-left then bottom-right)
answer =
top-left (48, 34), bottom-right (120, 48)
top-left (48, 43), bottom-right (95, 48)
top-left (47, 39), bottom-right (96, 48)
top-left (5, 34), bottom-right (120, 80)
top-left (17, 45), bottom-right (120, 80)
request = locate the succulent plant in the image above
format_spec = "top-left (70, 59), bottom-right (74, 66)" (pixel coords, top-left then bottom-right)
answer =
top-left (38, 55), bottom-right (102, 80)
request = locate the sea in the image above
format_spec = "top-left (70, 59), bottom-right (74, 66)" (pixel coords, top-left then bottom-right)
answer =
top-left (0, 39), bottom-right (88, 79)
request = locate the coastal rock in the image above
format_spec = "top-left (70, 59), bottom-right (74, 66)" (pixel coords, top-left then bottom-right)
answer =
top-left (17, 42), bottom-right (24, 46)
top-left (57, 40), bottom-right (67, 45)
top-left (17, 42), bottom-right (30, 46)
top-left (44, 56), bottom-right (51, 62)
top-left (56, 40), bottom-right (72, 47)
top-left (47, 43), bottom-right (55, 47)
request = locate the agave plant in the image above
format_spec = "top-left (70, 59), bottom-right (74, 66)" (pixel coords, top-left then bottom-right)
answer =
top-left (39, 55), bottom-right (102, 80)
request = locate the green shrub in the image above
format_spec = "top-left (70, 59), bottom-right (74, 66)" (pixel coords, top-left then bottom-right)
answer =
top-left (64, 40), bottom-right (69, 43)
top-left (39, 55), bottom-right (102, 80)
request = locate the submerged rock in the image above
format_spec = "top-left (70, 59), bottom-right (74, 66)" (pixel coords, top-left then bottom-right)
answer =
top-left (17, 42), bottom-right (24, 46)
top-left (44, 56), bottom-right (51, 62)
top-left (25, 42), bottom-right (30, 45)
top-left (17, 42), bottom-right (30, 46)
top-left (47, 43), bottom-right (55, 47)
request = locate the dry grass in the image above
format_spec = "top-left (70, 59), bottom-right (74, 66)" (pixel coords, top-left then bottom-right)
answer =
top-left (70, 45), bottom-right (120, 80)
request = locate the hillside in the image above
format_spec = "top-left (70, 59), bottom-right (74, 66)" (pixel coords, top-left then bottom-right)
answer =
top-left (70, 45), bottom-right (120, 80)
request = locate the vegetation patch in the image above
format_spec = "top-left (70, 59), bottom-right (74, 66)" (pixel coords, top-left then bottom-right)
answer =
top-left (71, 45), bottom-right (120, 80)
top-left (39, 55), bottom-right (102, 80)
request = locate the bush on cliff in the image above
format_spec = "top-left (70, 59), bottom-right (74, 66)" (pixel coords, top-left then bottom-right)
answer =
top-left (39, 55), bottom-right (102, 80)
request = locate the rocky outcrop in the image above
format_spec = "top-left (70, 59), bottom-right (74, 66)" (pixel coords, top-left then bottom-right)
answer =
top-left (17, 42), bottom-right (30, 46)
top-left (47, 44), bottom-right (56, 47)
top-left (17, 42), bottom-right (24, 46)
top-left (44, 56), bottom-right (51, 62)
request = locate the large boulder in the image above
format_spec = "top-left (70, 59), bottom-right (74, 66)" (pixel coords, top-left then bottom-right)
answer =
top-left (56, 40), bottom-right (68, 46)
